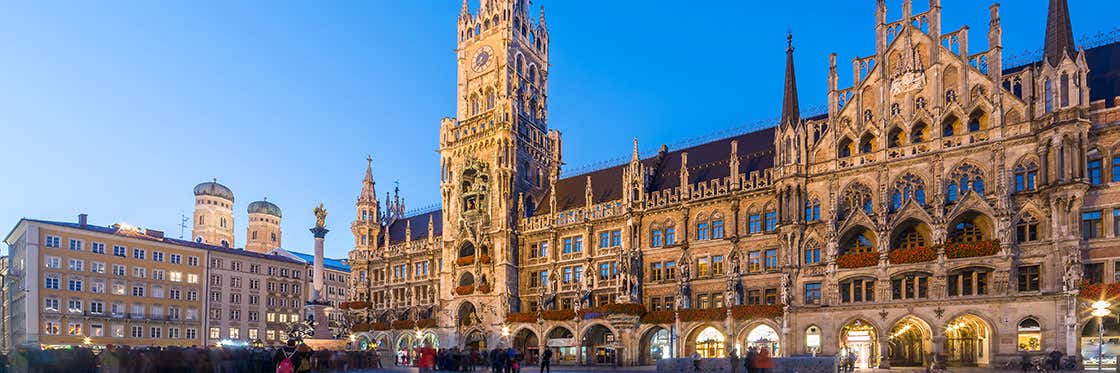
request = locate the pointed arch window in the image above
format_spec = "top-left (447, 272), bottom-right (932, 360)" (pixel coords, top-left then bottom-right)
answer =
top-left (911, 121), bottom-right (929, 143)
top-left (887, 127), bottom-right (904, 148)
top-left (859, 133), bottom-right (876, 153)
top-left (839, 183), bottom-right (873, 220)
top-left (890, 174), bottom-right (926, 212)
top-left (1013, 160), bottom-right (1039, 192)
top-left (838, 137), bottom-right (854, 158)
top-left (696, 213), bottom-right (709, 241)
top-left (803, 240), bottom-right (821, 265)
top-left (711, 213), bottom-right (725, 239)
top-left (1016, 212), bottom-right (1040, 243)
top-left (947, 163), bottom-right (985, 203)
top-left (804, 198), bottom-right (821, 222)
top-left (1044, 79), bottom-right (1054, 113)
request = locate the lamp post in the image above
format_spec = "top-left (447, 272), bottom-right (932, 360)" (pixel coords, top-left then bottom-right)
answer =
top-left (1091, 300), bottom-right (1112, 372)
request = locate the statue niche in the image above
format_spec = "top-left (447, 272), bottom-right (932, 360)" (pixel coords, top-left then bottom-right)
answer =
top-left (460, 159), bottom-right (491, 223)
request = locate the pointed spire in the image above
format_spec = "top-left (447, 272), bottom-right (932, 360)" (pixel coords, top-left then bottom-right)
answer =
top-left (461, 0), bottom-right (470, 17)
top-left (631, 138), bottom-right (640, 162)
top-left (359, 156), bottom-right (377, 203)
top-left (539, 5), bottom-right (546, 28)
top-left (585, 176), bottom-right (593, 209)
top-left (780, 33), bottom-right (801, 128)
top-left (1043, 0), bottom-right (1076, 65)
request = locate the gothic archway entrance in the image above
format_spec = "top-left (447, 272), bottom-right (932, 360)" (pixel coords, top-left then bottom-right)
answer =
top-left (1081, 316), bottom-right (1120, 367)
top-left (840, 319), bottom-right (878, 369)
top-left (582, 324), bottom-right (617, 365)
top-left (943, 314), bottom-right (991, 366)
top-left (547, 327), bottom-right (576, 364)
top-left (693, 326), bottom-right (727, 358)
top-left (640, 327), bottom-right (671, 365)
top-left (514, 328), bottom-right (541, 365)
top-left (742, 324), bottom-right (781, 357)
top-left (396, 334), bottom-right (415, 365)
top-left (888, 316), bottom-right (931, 367)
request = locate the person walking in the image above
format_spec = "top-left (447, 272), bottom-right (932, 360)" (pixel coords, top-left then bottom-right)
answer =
top-left (539, 348), bottom-right (552, 373)
top-left (745, 347), bottom-right (757, 373)
top-left (754, 347), bottom-right (775, 373)
top-left (417, 341), bottom-right (437, 373)
top-left (729, 348), bottom-right (740, 373)
top-left (690, 351), bottom-right (702, 371)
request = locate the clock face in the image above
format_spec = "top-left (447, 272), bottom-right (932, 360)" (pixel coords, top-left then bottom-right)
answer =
top-left (472, 46), bottom-right (493, 72)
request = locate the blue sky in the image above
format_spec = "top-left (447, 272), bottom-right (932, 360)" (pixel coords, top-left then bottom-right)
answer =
top-left (0, 0), bottom-right (1114, 258)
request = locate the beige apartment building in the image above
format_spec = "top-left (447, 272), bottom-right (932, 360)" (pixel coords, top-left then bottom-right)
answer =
top-left (204, 245), bottom-right (305, 347)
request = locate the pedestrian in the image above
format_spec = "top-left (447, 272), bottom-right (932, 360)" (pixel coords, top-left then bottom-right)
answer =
top-left (417, 341), bottom-right (437, 373)
top-left (490, 348), bottom-right (502, 373)
top-left (1048, 349), bottom-right (1062, 371)
top-left (755, 347), bottom-right (775, 373)
top-left (691, 351), bottom-right (702, 371)
top-left (540, 348), bottom-right (552, 373)
top-left (729, 348), bottom-right (740, 373)
top-left (745, 346), bottom-right (757, 373)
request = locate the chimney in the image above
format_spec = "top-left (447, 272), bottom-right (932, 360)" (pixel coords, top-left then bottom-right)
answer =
top-left (78, 214), bottom-right (88, 227)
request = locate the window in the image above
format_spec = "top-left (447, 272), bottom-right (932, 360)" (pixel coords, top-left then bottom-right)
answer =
top-left (610, 230), bottom-right (622, 247)
top-left (1084, 262), bottom-right (1104, 284)
top-left (132, 285), bottom-right (145, 297)
top-left (91, 323), bottom-right (104, 337)
top-left (188, 256), bottom-right (199, 266)
top-left (764, 211), bottom-right (777, 232)
top-left (44, 298), bottom-right (60, 312)
top-left (113, 245), bottom-right (126, 257)
top-left (697, 257), bottom-right (710, 277)
top-left (805, 199), bottom-right (821, 222)
top-left (1088, 159), bottom-right (1103, 185)
top-left (209, 327), bottom-right (221, 340)
top-left (598, 262), bottom-right (617, 280)
top-left (804, 283), bottom-right (822, 305)
top-left (1017, 318), bottom-right (1042, 352)
top-left (890, 174), bottom-right (927, 212)
top-left (152, 251), bottom-right (164, 262)
top-left (599, 231), bottom-right (610, 248)
top-left (562, 236), bottom-right (582, 254)
top-left (45, 256), bottom-right (61, 269)
top-left (651, 229), bottom-right (663, 247)
top-left (112, 264), bottom-right (126, 276)
top-left (696, 222), bottom-right (709, 240)
top-left (650, 262), bottom-right (663, 282)
top-left (133, 267), bottom-right (146, 278)
top-left (152, 269), bottom-right (165, 281)
top-left (839, 278), bottom-right (875, 303)
top-left (91, 262), bottom-right (106, 274)
top-left (839, 183), bottom-right (874, 219)
top-left (1083, 211), bottom-right (1103, 239)
top-left (132, 248), bottom-right (146, 260)
top-left (45, 321), bottom-right (61, 335)
top-left (69, 239), bottom-right (83, 251)
top-left (764, 249), bottom-right (778, 270)
top-left (131, 325), bottom-right (144, 338)
top-left (804, 243), bottom-right (821, 265)
top-left (948, 268), bottom-right (990, 296)
top-left (1014, 161), bottom-right (1038, 192)
top-left (946, 163), bottom-right (985, 203)
top-left (748, 251), bottom-right (761, 272)
top-left (1017, 265), bottom-right (1041, 292)
top-left (91, 242), bottom-right (105, 254)
top-left (170, 271), bottom-right (182, 282)
top-left (187, 274), bottom-right (199, 284)
top-left (170, 254), bottom-right (181, 264)
top-left (711, 220), bottom-right (725, 239)
top-left (1115, 209), bottom-right (1120, 237)
top-left (665, 261), bottom-right (677, 280)
top-left (68, 277), bottom-right (83, 292)
top-left (712, 256), bottom-right (724, 275)
top-left (1016, 213), bottom-right (1040, 243)
top-left (748, 214), bottom-right (762, 234)
top-left (891, 273), bottom-right (929, 300)
top-left (45, 235), bottom-right (61, 248)
top-left (665, 227), bottom-right (676, 245)
top-left (1114, 155), bottom-right (1120, 182)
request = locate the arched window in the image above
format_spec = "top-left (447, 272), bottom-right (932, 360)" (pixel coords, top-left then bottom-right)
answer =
top-left (470, 94), bottom-right (481, 116)
top-left (892, 221), bottom-right (929, 250)
top-left (803, 240), bottom-right (821, 265)
top-left (838, 137), bottom-right (854, 158)
top-left (710, 213), bottom-right (725, 239)
top-left (891, 272), bottom-right (930, 300)
top-left (948, 212), bottom-right (989, 243)
top-left (650, 225), bottom-right (663, 247)
top-left (890, 173), bottom-right (926, 212)
top-left (270, 232), bottom-right (276, 242)
top-left (946, 163), bottom-right (985, 203)
top-left (1044, 79), bottom-right (1054, 113)
top-left (251, 231), bottom-right (257, 240)
top-left (840, 277), bottom-right (876, 303)
top-left (528, 65), bottom-right (538, 85)
top-left (967, 109), bottom-right (986, 132)
top-left (1016, 212), bottom-right (1040, 243)
top-left (1013, 160), bottom-right (1039, 192)
top-left (859, 133), bottom-right (876, 153)
top-left (840, 227), bottom-right (877, 255)
top-left (942, 114), bottom-right (960, 137)
top-left (516, 54), bottom-right (524, 74)
top-left (911, 121), bottom-right (928, 143)
top-left (839, 183), bottom-right (874, 220)
top-left (485, 90), bottom-right (495, 110)
top-left (695, 213), bottom-right (709, 241)
top-left (804, 198), bottom-right (821, 222)
top-left (1060, 73), bottom-right (1070, 108)
top-left (887, 127), bottom-right (904, 148)
top-left (1017, 318), bottom-right (1042, 351)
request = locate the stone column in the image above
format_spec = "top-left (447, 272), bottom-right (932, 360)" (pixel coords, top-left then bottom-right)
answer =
top-left (306, 225), bottom-right (332, 340)
top-left (311, 226), bottom-right (328, 301)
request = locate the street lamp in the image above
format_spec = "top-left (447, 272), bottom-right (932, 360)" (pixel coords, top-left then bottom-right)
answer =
top-left (1091, 300), bottom-right (1112, 372)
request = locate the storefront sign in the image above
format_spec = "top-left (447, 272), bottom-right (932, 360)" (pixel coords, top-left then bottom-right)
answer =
top-left (548, 338), bottom-right (574, 347)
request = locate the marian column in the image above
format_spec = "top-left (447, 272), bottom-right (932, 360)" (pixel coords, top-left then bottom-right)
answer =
top-left (306, 203), bottom-right (332, 339)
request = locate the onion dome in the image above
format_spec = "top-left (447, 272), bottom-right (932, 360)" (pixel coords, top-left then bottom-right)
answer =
top-left (194, 180), bottom-right (234, 201)
top-left (247, 199), bottom-right (282, 218)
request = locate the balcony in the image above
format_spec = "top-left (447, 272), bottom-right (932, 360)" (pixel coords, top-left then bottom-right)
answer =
top-left (887, 246), bottom-right (936, 264)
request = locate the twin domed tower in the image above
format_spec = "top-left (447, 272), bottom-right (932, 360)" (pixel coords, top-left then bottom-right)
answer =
top-left (191, 179), bottom-right (283, 253)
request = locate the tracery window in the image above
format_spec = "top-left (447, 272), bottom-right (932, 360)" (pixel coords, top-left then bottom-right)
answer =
top-left (1016, 212), bottom-right (1040, 243)
top-left (838, 137), bottom-right (854, 158)
top-left (890, 173), bottom-right (926, 212)
top-left (946, 163), bottom-right (985, 203)
top-left (804, 198), bottom-right (821, 222)
top-left (911, 121), bottom-right (929, 143)
top-left (859, 133), bottom-right (876, 153)
top-left (888, 127), bottom-right (904, 148)
top-left (949, 220), bottom-right (985, 243)
top-left (839, 183), bottom-right (873, 220)
top-left (1013, 160), bottom-right (1039, 192)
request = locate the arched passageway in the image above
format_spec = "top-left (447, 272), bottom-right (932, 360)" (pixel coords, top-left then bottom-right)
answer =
top-left (888, 317), bottom-right (931, 367)
top-left (1082, 316), bottom-right (1120, 367)
top-left (582, 324), bottom-right (617, 365)
top-left (639, 327), bottom-right (671, 365)
top-left (742, 324), bottom-right (781, 357)
top-left (514, 329), bottom-right (541, 365)
top-left (840, 319), bottom-right (878, 369)
top-left (693, 326), bottom-right (727, 358)
top-left (464, 330), bottom-right (487, 352)
top-left (547, 327), bottom-right (576, 364)
top-left (943, 314), bottom-right (991, 366)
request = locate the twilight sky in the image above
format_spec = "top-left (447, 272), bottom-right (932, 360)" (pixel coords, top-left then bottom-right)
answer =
top-left (0, 0), bottom-right (1114, 258)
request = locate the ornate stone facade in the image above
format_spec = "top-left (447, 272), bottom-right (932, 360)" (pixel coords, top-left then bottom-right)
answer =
top-left (348, 0), bottom-right (1120, 368)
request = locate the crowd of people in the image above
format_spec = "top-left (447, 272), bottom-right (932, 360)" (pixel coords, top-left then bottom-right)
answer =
top-left (411, 344), bottom-right (529, 373)
top-left (1, 340), bottom-right (384, 373)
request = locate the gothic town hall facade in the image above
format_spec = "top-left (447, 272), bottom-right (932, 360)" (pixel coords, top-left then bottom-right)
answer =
top-left (346, 0), bottom-right (1120, 368)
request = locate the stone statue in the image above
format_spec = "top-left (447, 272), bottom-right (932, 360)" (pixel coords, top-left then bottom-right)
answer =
top-left (728, 249), bottom-right (742, 276)
top-left (1063, 254), bottom-right (1082, 293)
top-left (314, 203), bottom-right (328, 228)
top-left (779, 272), bottom-right (792, 306)
top-left (724, 276), bottom-right (738, 308)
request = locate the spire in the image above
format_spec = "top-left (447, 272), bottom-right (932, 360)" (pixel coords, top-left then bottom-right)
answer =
top-left (1043, 0), bottom-right (1076, 65)
top-left (539, 5), bottom-right (546, 28)
top-left (359, 156), bottom-right (377, 203)
top-left (461, 0), bottom-right (469, 17)
top-left (780, 33), bottom-right (801, 128)
top-left (631, 138), bottom-right (640, 162)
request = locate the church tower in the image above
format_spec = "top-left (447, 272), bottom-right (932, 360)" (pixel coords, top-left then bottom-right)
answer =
top-left (245, 199), bottom-right (282, 253)
top-left (438, 0), bottom-right (560, 331)
top-left (351, 156), bottom-right (382, 251)
top-left (192, 180), bottom-right (235, 248)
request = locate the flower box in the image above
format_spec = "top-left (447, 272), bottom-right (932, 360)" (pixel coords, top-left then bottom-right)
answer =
top-left (391, 320), bottom-right (415, 329)
top-left (540, 310), bottom-right (576, 321)
top-left (729, 304), bottom-right (783, 320)
top-left (479, 255), bottom-right (493, 264)
top-left (352, 323), bottom-right (372, 332)
top-left (837, 252), bottom-right (879, 268)
top-left (416, 319), bottom-right (437, 329)
top-left (888, 246), bottom-right (936, 264)
top-left (455, 285), bottom-right (475, 295)
top-left (944, 240), bottom-right (1000, 259)
top-left (678, 308), bottom-right (727, 322)
top-left (456, 256), bottom-right (476, 266)
top-left (641, 311), bottom-right (674, 324)
top-left (1080, 282), bottom-right (1120, 300)
top-left (478, 284), bottom-right (491, 293)
top-left (506, 312), bottom-right (538, 323)
top-left (371, 322), bottom-right (390, 331)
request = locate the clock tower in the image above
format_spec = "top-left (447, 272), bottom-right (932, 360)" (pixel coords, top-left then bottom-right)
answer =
top-left (438, 0), bottom-right (560, 343)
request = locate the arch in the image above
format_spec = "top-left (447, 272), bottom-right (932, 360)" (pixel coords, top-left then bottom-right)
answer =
top-left (1013, 156), bottom-right (1040, 192)
top-left (947, 210), bottom-right (994, 243)
top-left (459, 272), bottom-right (476, 287)
top-left (581, 323), bottom-right (618, 365)
top-left (457, 301), bottom-right (478, 328)
top-left (544, 325), bottom-right (575, 363)
top-left (839, 318), bottom-right (879, 369)
top-left (910, 121), bottom-right (929, 143)
top-left (687, 325), bottom-right (727, 358)
top-left (839, 225), bottom-right (878, 256)
top-left (943, 313), bottom-right (993, 366)
top-left (1014, 208), bottom-right (1044, 243)
top-left (946, 162), bottom-right (986, 204)
top-left (859, 132), bottom-right (877, 153)
top-left (1016, 317), bottom-right (1042, 352)
top-left (839, 181), bottom-right (874, 220)
top-left (639, 326), bottom-right (672, 364)
top-left (967, 108), bottom-right (988, 132)
top-left (887, 126), bottom-right (905, 148)
top-left (890, 173), bottom-right (927, 212)
top-left (513, 328), bottom-right (541, 363)
top-left (739, 323), bottom-right (781, 357)
top-left (888, 315), bottom-right (933, 367)
top-left (458, 241), bottom-right (476, 258)
top-left (838, 136), bottom-right (854, 158)
top-left (889, 218), bottom-right (931, 251)
top-left (463, 328), bottom-right (487, 352)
